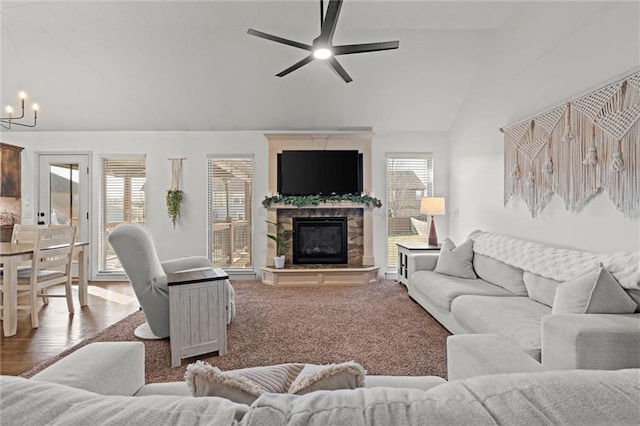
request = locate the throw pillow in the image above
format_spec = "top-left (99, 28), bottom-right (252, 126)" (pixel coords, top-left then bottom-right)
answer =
top-left (552, 265), bottom-right (638, 315)
top-left (185, 361), bottom-right (305, 404)
top-left (288, 361), bottom-right (366, 395)
top-left (433, 238), bottom-right (477, 279)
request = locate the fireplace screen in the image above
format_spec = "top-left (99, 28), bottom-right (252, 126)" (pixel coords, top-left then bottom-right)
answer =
top-left (293, 217), bottom-right (348, 264)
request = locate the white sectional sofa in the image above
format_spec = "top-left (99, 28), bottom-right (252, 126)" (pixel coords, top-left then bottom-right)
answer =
top-left (2, 341), bottom-right (639, 425)
top-left (407, 230), bottom-right (640, 370)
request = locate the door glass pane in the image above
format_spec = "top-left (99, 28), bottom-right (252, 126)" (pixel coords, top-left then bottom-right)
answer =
top-left (49, 163), bottom-right (81, 262)
top-left (49, 163), bottom-right (79, 228)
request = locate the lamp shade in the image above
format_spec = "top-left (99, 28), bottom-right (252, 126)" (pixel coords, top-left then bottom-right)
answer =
top-left (420, 197), bottom-right (446, 216)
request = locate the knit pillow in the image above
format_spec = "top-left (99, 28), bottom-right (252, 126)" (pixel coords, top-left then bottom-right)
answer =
top-left (288, 361), bottom-right (366, 395)
top-left (185, 361), bottom-right (366, 404)
top-left (552, 265), bottom-right (638, 315)
top-left (434, 238), bottom-right (477, 279)
top-left (185, 361), bottom-right (304, 404)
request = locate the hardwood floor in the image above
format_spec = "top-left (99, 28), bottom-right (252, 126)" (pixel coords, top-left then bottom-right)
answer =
top-left (0, 281), bottom-right (139, 376)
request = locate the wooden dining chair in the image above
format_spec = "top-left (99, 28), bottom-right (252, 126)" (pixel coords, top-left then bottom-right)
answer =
top-left (16, 225), bottom-right (76, 328)
top-left (11, 224), bottom-right (41, 244)
top-left (1, 225), bottom-right (43, 318)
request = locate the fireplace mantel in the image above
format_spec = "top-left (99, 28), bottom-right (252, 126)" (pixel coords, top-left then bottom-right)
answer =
top-left (266, 202), bottom-right (376, 211)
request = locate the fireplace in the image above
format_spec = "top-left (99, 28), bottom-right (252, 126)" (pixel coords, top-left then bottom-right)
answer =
top-left (293, 217), bottom-right (348, 264)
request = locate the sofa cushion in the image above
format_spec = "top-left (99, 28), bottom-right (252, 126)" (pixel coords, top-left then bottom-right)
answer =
top-left (246, 386), bottom-right (494, 426)
top-left (410, 270), bottom-right (514, 312)
top-left (244, 369), bottom-right (640, 426)
top-left (451, 295), bottom-right (551, 360)
top-left (552, 265), bottom-right (638, 315)
top-left (473, 254), bottom-right (527, 295)
top-left (434, 238), bottom-right (477, 279)
top-left (0, 375), bottom-right (249, 425)
top-left (523, 272), bottom-right (560, 307)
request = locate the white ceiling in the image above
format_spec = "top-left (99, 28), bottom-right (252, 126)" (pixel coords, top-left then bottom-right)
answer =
top-left (2, 1), bottom-right (526, 131)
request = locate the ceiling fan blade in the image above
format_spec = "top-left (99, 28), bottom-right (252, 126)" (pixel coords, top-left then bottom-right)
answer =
top-left (276, 55), bottom-right (315, 77)
top-left (319, 0), bottom-right (343, 43)
top-left (247, 29), bottom-right (312, 51)
top-left (333, 41), bottom-right (399, 55)
top-left (326, 57), bottom-right (352, 83)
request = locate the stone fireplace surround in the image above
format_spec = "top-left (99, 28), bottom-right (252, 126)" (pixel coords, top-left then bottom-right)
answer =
top-left (261, 132), bottom-right (379, 286)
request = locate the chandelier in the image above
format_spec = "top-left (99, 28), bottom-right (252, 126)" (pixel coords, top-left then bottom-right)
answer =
top-left (0, 91), bottom-right (38, 129)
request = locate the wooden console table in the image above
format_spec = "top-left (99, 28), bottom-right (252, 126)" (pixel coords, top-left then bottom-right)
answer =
top-left (167, 268), bottom-right (229, 367)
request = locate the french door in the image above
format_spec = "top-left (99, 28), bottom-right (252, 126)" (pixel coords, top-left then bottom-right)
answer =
top-left (37, 153), bottom-right (91, 262)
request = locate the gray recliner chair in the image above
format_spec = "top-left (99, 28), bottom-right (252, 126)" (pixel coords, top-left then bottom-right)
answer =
top-left (108, 223), bottom-right (235, 339)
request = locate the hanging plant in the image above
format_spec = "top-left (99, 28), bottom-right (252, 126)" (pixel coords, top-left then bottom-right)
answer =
top-left (166, 189), bottom-right (184, 228)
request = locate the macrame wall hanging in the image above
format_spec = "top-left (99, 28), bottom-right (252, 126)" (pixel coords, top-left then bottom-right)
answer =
top-left (503, 69), bottom-right (640, 218)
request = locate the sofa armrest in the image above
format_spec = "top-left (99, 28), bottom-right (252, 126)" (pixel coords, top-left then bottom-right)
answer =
top-left (161, 256), bottom-right (212, 273)
top-left (542, 314), bottom-right (640, 370)
top-left (32, 342), bottom-right (145, 396)
top-left (447, 334), bottom-right (546, 381)
top-left (407, 253), bottom-right (439, 277)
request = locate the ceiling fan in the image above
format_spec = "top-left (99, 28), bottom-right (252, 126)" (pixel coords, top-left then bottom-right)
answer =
top-left (247, 0), bottom-right (399, 83)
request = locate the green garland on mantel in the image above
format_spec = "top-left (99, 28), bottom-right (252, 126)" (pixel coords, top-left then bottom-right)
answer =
top-left (262, 194), bottom-right (382, 209)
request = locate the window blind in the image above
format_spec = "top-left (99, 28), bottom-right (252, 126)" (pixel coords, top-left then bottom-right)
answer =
top-left (207, 157), bottom-right (253, 269)
top-left (98, 156), bottom-right (146, 272)
top-left (386, 154), bottom-right (433, 267)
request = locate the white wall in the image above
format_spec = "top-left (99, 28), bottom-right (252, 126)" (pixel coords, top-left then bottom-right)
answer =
top-left (448, 2), bottom-right (640, 252)
top-left (6, 129), bottom-right (448, 278)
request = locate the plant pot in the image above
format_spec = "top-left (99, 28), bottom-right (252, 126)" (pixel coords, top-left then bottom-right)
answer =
top-left (274, 255), bottom-right (285, 269)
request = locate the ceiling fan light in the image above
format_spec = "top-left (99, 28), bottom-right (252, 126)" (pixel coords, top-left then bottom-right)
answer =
top-left (313, 48), bottom-right (332, 60)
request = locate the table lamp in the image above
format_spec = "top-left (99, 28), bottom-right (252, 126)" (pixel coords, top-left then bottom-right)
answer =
top-left (420, 197), bottom-right (446, 246)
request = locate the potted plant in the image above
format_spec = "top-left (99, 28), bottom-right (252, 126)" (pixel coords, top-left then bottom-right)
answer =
top-left (266, 220), bottom-right (293, 269)
top-left (166, 189), bottom-right (184, 229)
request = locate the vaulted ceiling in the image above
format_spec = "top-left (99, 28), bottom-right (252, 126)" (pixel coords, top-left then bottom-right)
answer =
top-left (1, 1), bottom-right (540, 132)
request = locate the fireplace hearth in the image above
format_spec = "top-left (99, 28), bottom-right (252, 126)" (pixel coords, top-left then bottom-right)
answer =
top-left (293, 217), bottom-right (347, 264)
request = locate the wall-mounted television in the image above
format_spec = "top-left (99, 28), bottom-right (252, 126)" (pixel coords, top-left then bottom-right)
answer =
top-left (277, 150), bottom-right (363, 196)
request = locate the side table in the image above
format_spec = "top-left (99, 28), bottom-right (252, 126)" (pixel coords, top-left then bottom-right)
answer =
top-left (168, 268), bottom-right (229, 367)
top-left (396, 242), bottom-right (441, 286)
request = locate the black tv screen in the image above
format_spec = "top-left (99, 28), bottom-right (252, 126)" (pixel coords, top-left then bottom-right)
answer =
top-left (278, 150), bottom-right (363, 196)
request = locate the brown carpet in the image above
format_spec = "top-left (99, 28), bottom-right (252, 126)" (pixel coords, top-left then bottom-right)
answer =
top-left (22, 279), bottom-right (450, 383)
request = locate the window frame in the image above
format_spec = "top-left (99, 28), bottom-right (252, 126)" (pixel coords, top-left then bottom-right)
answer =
top-left (97, 154), bottom-right (147, 274)
top-left (385, 152), bottom-right (434, 269)
top-left (207, 154), bottom-right (254, 271)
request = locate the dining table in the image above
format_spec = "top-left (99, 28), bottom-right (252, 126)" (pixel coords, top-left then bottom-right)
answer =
top-left (1, 241), bottom-right (89, 337)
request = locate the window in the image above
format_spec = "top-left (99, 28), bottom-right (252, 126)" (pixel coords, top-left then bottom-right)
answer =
top-left (99, 156), bottom-right (146, 272)
top-left (208, 156), bottom-right (253, 269)
top-left (386, 154), bottom-right (433, 267)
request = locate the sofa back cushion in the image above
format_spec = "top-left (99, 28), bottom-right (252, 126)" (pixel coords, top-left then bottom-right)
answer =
top-left (626, 289), bottom-right (640, 312)
top-left (470, 231), bottom-right (639, 290)
top-left (473, 254), bottom-right (527, 295)
top-left (523, 272), bottom-right (561, 307)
